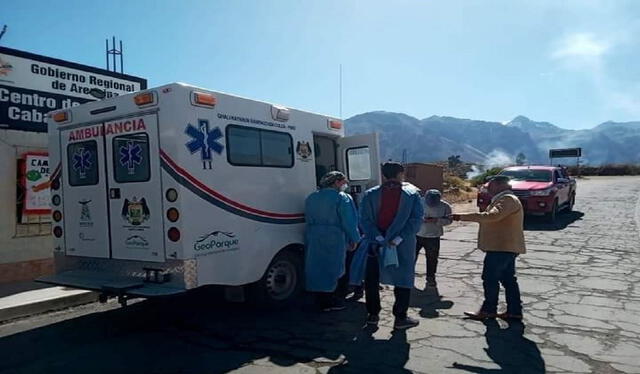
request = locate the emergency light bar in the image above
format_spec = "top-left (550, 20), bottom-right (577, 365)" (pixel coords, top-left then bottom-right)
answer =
top-left (134, 92), bottom-right (156, 107)
top-left (52, 111), bottom-right (70, 124)
top-left (191, 91), bottom-right (217, 108)
top-left (271, 105), bottom-right (290, 122)
top-left (328, 120), bottom-right (342, 130)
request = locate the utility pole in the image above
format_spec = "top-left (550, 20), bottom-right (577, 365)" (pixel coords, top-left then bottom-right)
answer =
top-left (0, 25), bottom-right (7, 43)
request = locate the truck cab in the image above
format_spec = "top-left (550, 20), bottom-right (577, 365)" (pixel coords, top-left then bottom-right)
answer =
top-left (477, 166), bottom-right (577, 222)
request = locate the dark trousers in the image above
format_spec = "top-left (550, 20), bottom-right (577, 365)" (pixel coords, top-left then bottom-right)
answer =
top-left (315, 278), bottom-right (348, 309)
top-left (481, 252), bottom-right (522, 315)
top-left (364, 253), bottom-right (411, 319)
top-left (415, 236), bottom-right (440, 278)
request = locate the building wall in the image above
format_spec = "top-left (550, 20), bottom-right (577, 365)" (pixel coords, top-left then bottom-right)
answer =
top-left (0, 130), bottom-right (53, 282)
top-left (405, 163), bottom-right (444, 193)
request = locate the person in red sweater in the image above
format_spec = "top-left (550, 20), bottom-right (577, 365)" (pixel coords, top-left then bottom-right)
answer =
top-left (357, 162), bottom-right (424, 330)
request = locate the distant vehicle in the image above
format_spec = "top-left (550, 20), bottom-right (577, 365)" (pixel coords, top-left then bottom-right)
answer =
top-left (40, 83), bottom-right (381, 306)
top-left (477, 165), bottom-right (576, 222)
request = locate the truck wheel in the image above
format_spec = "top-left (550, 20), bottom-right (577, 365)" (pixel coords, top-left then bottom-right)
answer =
top-left (567, 194), bottom-right (576, 212)
top-left (546, 200), bottom-right (559, 223)
top-left (249, 249), bottom-right (303, 308)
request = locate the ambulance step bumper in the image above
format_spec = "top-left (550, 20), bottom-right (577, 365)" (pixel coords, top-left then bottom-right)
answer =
top-left (37, 270), bottom-right (186, 297)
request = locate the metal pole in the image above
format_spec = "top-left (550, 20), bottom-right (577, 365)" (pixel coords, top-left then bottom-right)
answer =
top-left (112, 36), bottom-right (117, 72)
top-left (0, 25), bottom-right (7, 42)
top-left (577, 157), bottom-right (580, 178)
top-left (119, 40), bottom-right (124, 73)
top-left (106, 39), bottom-right (109, 71)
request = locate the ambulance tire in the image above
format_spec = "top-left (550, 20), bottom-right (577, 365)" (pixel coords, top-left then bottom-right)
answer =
top-left (249, 249), bottom-right (303, 308)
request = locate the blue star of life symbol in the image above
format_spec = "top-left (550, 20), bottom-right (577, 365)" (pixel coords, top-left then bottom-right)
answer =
top-left (185, 119), bottom-right (223, 169)
top-left (72, 147), bottom-right (92, 179)
top-left (119, 141), bottom-right (143, 175)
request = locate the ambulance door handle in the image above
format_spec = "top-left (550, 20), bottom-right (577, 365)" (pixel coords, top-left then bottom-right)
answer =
top-left (109, 188), bottom-right (121, 200)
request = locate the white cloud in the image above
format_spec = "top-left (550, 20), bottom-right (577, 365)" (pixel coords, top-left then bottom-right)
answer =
top-left (550, 31), bottom-right (640, 119)
top-left (552, 33), bottom-right (610, 60)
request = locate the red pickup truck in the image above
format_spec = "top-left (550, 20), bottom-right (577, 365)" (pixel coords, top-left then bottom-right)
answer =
top-left (477, 166), bottom-right (577, 222)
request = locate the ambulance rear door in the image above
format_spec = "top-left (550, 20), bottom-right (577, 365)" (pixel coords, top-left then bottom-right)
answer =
top-left (104, 113), bottom-right (165, 262)
top-left (336, 133), bottom-right (381, 205)
top-left (60, 123), bottom-right (111, 258)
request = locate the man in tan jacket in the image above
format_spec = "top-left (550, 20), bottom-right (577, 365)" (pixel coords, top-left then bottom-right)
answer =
top-left (452, 175), bottom-right (525, 320)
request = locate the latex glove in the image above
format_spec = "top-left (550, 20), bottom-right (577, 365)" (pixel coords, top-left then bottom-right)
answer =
top-left (389, 236), bottom-right (403, 247)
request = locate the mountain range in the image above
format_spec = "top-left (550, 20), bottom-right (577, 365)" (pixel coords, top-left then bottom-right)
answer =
top-left (345, 111), bottom-right (640, 166)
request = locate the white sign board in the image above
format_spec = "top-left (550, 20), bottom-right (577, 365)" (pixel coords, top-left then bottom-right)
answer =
top-left (0, 46), bottom-right (146, 132)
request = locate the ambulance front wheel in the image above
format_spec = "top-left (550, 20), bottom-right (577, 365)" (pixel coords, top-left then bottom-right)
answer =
top-left (250, 249), bottom-right (303, 307)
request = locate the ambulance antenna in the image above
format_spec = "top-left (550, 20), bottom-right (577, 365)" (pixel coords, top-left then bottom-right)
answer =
top-left (339, 64), bottom-right (343, 119)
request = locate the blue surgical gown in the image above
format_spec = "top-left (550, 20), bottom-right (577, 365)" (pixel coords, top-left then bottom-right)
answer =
top-left (304, 188), bottom-right (360, 292)
top-left (350, 183), bottom-right (424, 288)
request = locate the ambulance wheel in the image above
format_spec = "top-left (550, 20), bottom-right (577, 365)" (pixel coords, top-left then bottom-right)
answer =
top-left (250, 250), bottom-right (303, 307)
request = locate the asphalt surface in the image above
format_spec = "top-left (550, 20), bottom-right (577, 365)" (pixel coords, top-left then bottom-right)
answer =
top-left (1, 176), bottom-right (639, 374)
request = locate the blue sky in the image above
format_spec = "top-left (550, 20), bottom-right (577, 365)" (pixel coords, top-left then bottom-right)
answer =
top-left (3, 0), bottom-right (639, 129)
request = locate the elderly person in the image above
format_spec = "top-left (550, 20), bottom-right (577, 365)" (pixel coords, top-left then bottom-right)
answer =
top-left (305, 171), bottom-right (360, 312)
top-left (452, 175), bottom-right (526, 320)
top-left (416, 189), bottom-right (452, 287)
top-left (352, 162), bottom-right (424, 330)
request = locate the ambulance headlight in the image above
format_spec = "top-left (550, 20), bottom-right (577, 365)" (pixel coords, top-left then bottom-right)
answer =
top-left (52, 195), bottom-right (61, 206)
top-left (53, 226), bottom-right (63, 238)
top-left (166, 188), bottom-right (178, 202)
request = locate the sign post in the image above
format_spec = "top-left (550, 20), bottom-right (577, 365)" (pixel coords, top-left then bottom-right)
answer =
top-left (549, 148), bottom-right (583, 177)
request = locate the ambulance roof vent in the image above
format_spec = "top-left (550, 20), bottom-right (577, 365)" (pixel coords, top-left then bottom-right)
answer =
top-left (271, 105), bottom-right (290, 122)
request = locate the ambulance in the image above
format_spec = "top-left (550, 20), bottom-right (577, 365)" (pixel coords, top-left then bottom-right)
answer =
top-left (39, 83), bottom-right (380, 305)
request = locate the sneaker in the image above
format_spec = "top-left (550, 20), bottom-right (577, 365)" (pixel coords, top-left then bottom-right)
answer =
top-left (426, 277), bottom-right (437, 287)
top-left (348, 288), bottom-right (364, 302)
top-left (322, 301), bottom-right (346, 312)
top-left (394, 316), bottom-right (420, 330)
top-left (366, 314), bottom-right (380, 325)
top-left (498, 312), bottom-right (523, 320)
top-left (463, 310), bottom-right (497, 320)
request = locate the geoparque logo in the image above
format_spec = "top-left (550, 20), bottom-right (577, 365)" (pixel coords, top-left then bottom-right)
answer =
top-left (193, 231), bottom-right (239, 255)
top-left (125, 235), bottom-right (149, 249)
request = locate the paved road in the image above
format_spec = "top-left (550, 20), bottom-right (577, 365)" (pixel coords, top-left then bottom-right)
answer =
top-left (1, 176), bottom-right (639, 374)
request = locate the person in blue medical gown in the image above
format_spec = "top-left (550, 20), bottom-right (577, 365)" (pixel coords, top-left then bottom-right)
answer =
top-left (305, 171), bottom-right (360, 311)
top-left (351, 162), bottom-right (424, 329)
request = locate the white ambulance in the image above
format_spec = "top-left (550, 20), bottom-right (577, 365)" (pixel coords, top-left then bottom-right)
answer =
top-left (40, 83), bottom-right (380, 305)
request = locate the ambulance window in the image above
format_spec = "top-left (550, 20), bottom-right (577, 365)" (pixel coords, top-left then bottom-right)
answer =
top-left (261, 131), bottom-right (293, 167)
top-left (67, 141), bottom-right (99, 186)
top-left (227, 126), bottom-right (261, 165)
top-left (113, 133), bottom-right (150, 183)
top-left (227, 125), bottom-right (293, 168)
top-left (346, 147), bottom-right (372, 181)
